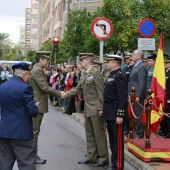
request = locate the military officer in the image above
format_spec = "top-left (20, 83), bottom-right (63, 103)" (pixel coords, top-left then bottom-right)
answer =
top-left (93, 60), bottom-right (103, 72)
top-left (62, 53), bottom-right (109, 167)
top-left (0, 62), bottom-right (38, 170)
top-left (29, 51), bottom-right (61, 164)
top-left (103, 54), bottom-right (128, 170)
top-left (146, 54), bottom-right (157, 90)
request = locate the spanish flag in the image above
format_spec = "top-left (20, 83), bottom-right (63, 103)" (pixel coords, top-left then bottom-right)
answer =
top-left (150, 33), bottom-right (166, 132)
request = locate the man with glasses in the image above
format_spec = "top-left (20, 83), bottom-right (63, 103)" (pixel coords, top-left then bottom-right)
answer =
top-left (128, 50), bottom-right (147, 139)
top-left (30, 51), bottom-right (61, 164)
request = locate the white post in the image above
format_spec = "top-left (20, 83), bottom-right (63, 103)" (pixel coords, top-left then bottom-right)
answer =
top-left (100, 41), bottom-right (104, 62)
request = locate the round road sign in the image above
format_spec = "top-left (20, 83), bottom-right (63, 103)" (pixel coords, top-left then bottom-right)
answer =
top-left (91, 17), bottom-right (114, 41)
top-left (138, 18), bottom-right (156, 38)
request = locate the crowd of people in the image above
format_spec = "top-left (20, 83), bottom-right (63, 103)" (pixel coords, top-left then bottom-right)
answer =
top-left (0, 49), bottom-right (170, 170)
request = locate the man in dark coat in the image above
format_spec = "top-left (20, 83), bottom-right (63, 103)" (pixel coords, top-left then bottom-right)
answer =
top-left (128, 50), bottom-right (147, 138)
top-left (103, 54), bottom-right (128, 170)
top-left (0, 62), bottom-right (39, 170)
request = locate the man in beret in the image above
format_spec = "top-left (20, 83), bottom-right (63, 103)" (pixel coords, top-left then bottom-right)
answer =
top-left (103, 54), bottom-right (128, 170)
top-left (29, 51), bottom-right (61, 164)
top-left (146, 54), bottom-right (157, 90)
top-left (0, 62), bottom-right (39, 170)
top-left (62, 53), bottom-right (109, 167)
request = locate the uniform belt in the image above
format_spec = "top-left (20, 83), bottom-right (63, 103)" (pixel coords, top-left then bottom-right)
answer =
top-left (104, 99), bottom-right (116, 104)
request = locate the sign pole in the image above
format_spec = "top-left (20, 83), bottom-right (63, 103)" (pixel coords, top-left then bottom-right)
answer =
top-left (144, 51), bottom-right (148, 58)
top-left (100, 41), bottom-right (103, 62)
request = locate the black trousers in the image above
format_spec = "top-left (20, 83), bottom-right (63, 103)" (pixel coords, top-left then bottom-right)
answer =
top-left (0, 138), bottom-right (36, 170)
top-left (107, 121), bottom-right (124, 170)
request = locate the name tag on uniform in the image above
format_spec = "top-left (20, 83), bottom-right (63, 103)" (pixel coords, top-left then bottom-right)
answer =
top-left (167, 100), bottom-right (170, 103)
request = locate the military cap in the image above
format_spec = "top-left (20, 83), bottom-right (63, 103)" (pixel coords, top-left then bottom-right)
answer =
top-left (12, 62), bottom-right (33, 71)
top-left (147, 54), bottom-right (157, 60)
top-left (105, 54), bottom-right (123, 61)
top-left (164, 53), bottom-right (170, 59)
top-left (124, 52), bottom-right (132, 59)
top-left (142, 58), bottom-right (147, 62)
top-left (94, 55), bottom-right (99, 61)
top-left (93, 61), bottom-right (103, 67)
top-left (78, 53), bottom-right (94, 60)
top-left (36, 51), bottom-right (51, 60)
top-left (164, 59), bottom-right (170, 63)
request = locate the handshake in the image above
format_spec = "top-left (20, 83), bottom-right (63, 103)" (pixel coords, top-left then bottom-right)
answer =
top-left (61, 91), bottom-right (67, 99)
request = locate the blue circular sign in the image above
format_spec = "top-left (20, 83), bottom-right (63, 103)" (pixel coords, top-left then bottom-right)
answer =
top-left (138, 18), bottom-right (156, 38)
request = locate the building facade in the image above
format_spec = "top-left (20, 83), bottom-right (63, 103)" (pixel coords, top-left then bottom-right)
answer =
top-left (25, 7), bottom-right (31, 54)
top-left (30, 0), bottom-right (39, 51)
top-left (19, 26), bottom-right (25, 56)
top-left (36, 0), bottom-right (101, 49)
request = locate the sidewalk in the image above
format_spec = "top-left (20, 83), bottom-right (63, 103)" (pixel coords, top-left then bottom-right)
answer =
top-left (72, 113), bottom-right (170, 170)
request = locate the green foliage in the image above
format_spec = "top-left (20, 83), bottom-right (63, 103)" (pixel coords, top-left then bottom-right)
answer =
top-left (26, 50), bottom-right (36, 62)
top-left (51, 0), bottom-right (170, 60)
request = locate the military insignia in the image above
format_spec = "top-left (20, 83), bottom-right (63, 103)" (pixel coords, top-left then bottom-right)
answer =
top-left (28, 65), bottom-right (33, 71)
top-left (107, 78), bottom-right (114, 82)
top-left (86, 76), bottom-right (93, 81)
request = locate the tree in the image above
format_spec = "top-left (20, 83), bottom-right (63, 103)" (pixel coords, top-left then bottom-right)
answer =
top-left (0, 32), bottom-right (11, 60)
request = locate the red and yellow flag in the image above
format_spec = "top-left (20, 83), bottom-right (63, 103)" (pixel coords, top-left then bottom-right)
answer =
top-left (150, 33), bottom-right (166, 132)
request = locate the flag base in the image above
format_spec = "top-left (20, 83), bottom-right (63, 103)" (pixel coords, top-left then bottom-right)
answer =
top-left (127, 139), bottom-right (170, 162)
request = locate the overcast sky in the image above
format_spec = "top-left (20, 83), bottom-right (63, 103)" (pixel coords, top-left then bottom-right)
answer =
top-left (0, 0), bottom-right (31, 43)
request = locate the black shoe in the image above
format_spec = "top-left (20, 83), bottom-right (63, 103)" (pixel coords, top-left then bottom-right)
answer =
top-left (63, 111), bottom-right (68, 114)
top-left (36, 156), bottom-right (46, 164)
top-left (93, 162), bottom-right (109, 167)
top-left (78, 160), bottom-right (95, 164)
top-left (164, 134), bottom-right (170, 138)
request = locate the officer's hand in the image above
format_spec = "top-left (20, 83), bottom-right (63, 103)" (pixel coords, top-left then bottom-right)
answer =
top-left (35, 102), bottom-right (39, 107)
top-left (98, 110), bottom-right (103, 117)
top-left (116, 117), bottom-right (123, 124)
top-left (136, 97), bottom-right (140, 102)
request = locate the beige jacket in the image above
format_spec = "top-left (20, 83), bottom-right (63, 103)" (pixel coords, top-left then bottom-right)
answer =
top-left (30, 64), bottom-right (60, 113)
top-left (67, 66), bottom-right (104, 117)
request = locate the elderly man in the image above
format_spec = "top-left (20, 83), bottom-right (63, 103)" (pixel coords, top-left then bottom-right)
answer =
top-left (0, 62), bottom-right (39, 170)
top-left (128, 50), bottom-right (147, 138)
top-left (62, 53), bottom-right (109, 167)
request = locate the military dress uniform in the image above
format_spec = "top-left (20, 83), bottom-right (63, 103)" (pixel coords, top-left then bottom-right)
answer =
top-left (67, 53), bottom-right (109, 166)
top-left (29, 51), bottom-right (61, 163)
top-left (146, 66), bottom-right (154, 90)
top-left (103, 55), bottom-right (128, 170)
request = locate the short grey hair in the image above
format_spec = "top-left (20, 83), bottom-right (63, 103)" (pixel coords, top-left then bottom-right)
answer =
top-left (14, 69), bottom-right (26, 76)
top-left (137, 50), bottom-right (144, 59)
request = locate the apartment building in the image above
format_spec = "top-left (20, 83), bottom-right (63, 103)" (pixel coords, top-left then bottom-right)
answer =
top-left (30, 0), bottom-right (39, 50)
top-left (25, 7), bottom-right (31, 54)
top-left (18, 26), bottom-right (25, 56)
top-left (37, 0), bottom-right (102, 48)
top-left (53, 0), bottom-right (102, 39)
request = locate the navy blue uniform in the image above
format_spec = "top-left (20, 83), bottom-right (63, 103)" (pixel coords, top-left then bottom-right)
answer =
top-left (0, 76), bottom-right (38, 139)
top-left (103, 68), bottom-right (128, 170)
top-left (0, 76), bottom-right (38, 170)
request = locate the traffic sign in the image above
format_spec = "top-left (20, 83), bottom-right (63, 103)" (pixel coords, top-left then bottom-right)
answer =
top-left (138, 38), bottom-right (155, 51)
top-left (138, 18), bottom-right (156, 38)
top-left (91, 17), bottom-right (114, 41)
